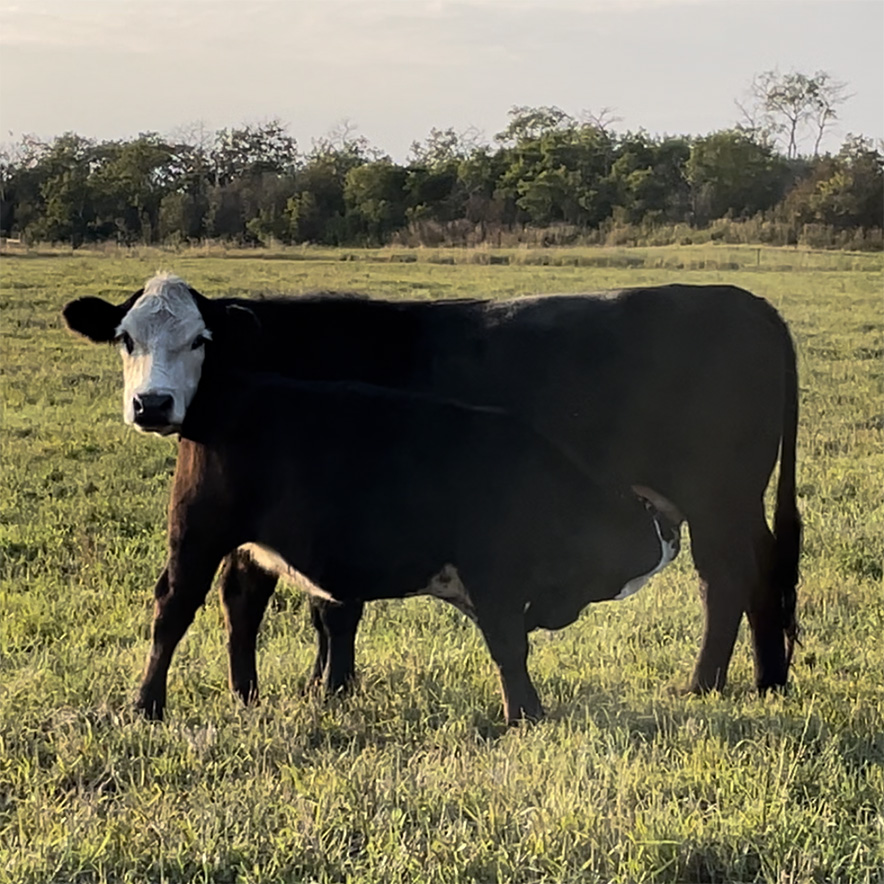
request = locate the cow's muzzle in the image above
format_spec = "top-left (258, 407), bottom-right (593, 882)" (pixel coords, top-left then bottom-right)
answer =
top-left (133, 393), bottom-right (176, 434)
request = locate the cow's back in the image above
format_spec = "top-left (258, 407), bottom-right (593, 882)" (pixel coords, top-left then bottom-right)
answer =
top-left (418, 285), bottom-right (791, 513)
top-left (203, 284), bottom-right (793, 519)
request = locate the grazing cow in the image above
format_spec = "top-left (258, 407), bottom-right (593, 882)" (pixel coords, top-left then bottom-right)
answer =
top-left (136, 369), bottom-right (682, 721)
top-left (63, 273), bottom-right (801, 707)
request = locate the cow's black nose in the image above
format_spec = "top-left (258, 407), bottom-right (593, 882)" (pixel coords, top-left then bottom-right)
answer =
top-left (133, 393), bottom-right (174, 426)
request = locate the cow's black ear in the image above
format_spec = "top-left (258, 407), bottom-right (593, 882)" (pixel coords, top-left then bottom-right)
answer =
top-left (62, 297), bottom-right (125, 343)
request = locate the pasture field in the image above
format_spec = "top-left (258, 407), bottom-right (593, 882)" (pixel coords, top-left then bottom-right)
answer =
top-left (1, 245), bottom-right (882, 883)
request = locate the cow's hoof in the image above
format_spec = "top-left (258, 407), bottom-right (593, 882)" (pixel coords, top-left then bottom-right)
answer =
top-left (506, 706), bottom-right (545, 727)
top-left (685, 676), bottom-right (727, 696)
top-left (756, 680), bottom-right (789, 696)
top-left (324, 676), bottom-right (358, 698)
top-left (301, 674), bottom-right (357, 697)
top-left (230, 684), bottom-right (260, 707)
top-left (229, 671), bottom-right (260, 706)
top-left (321, 666), bottom-right (358, 696)
top-left (671, 683), bottom-right (703, 697)
top-left (302, 677), bottom-right (323, 695)
top-left (135, 697), bottom-right (165, 721)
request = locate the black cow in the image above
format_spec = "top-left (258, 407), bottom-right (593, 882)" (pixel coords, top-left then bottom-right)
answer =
top-left (137, 370), bottom-right (681, 721)
top-left (63, 274), bottom-right (802, 708)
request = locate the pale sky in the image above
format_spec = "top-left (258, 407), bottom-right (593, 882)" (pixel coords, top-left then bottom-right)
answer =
top-left (0, 0), bottom-right (881, 159)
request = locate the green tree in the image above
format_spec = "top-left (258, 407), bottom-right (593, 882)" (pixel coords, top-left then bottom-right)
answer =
top-left (496, 121), bottom-right (616, 227)
top-left (607, 134), bottom-right (691, 224)
top-left (344, 162), bottom-right (408, 244)
top-left (158, 191), bottom-right (207, 242)
top-left (785, 135), bottom-right (883, 230)
top-left (495, 105), bottom-right (573, 145)
top-left (409, 126), bottom-right (480, 167)
top-left (243, 173), bottom-right (298, 244)
top-left (91, 134), bottom-right (177, 242)
top-left (456, 148), bottom-right (509, 228)
top-left (285, 157), bottom-right (350, 244)
top-left (28, 134), bottom-right (98, 246)
top-left (209, 120), bottom-right (298, 185)
top-left (206, 183), bottom-right (246, 240)
top-left (285, 130), bottom-right (376, 244)
top-left (687, 130), bottom-right (792, 223)
top-left (0, 135), bottom-right (48, 237)
top-left (405, 127), bottom-right (478, 227)
top-left (405, 165), bottom-right (462, 224)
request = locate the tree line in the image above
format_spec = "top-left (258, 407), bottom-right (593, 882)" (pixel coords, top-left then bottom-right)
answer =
top-left (2, 75), bottom-right (881, 249)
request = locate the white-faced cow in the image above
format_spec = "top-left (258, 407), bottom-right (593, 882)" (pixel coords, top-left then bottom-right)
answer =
top-left (63, 273), bottom-right (802, 716)
top-left (133, 369), bottom-right (682, 722)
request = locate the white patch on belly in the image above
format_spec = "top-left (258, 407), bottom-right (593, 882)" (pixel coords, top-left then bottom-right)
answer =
top-left (240, 543), bottom-right (336, 602)
top-left (419, 564), bottom-right (476, 620)
top-left (612, 519), bottom-right (680, 601)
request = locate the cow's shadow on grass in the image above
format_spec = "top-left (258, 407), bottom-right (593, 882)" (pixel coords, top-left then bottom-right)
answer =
top-left (277, 663), bottom-right (884, 774)
top-left (531, 673), bottom-right (884, 775)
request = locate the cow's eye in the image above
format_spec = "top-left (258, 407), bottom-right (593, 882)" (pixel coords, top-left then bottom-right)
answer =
top-left (116, 331), bottom-right (134, 354)
top-left (191, 333), bottom-right (209, 350)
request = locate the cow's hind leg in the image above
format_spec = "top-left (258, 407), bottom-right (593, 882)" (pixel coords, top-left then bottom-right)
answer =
top-left (688, 500), bottom-right (773, 694)
top-left (309, 598), bottom-right (365, 695)
top-left (475, 603), bottom-right (542, 725)
top-left (136, 541), bottom-right (225, 720)
top-left (744, 508), bottom-right (790, 693)
top-left (219, 550), bottom-right (277, 706)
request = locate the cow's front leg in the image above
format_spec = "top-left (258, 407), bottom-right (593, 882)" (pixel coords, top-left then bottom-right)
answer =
top-left (136, 544), bottom-right (224, 721)
top-left (476, 606), bottom-right (543, 725)
top-left (219, 550), bottom-right (277, 706)
top-left (307, 598), bottom-right (329, 688)
top-left (308, 598), bottom-right (365, 694)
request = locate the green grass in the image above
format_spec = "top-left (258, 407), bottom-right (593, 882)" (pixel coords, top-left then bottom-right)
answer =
top-left (1, 246), bottom-right (882, 883)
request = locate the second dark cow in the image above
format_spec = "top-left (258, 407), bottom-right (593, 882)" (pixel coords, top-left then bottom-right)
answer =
top-left (137, 372), bottom-right (682, 722)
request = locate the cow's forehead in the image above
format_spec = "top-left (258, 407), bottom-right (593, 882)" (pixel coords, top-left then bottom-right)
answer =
top-left (118, 274), bottom-right (205, 343)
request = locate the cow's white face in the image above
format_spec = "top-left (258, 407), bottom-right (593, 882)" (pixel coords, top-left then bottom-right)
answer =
top-left (116, 274), bottom-right (211, 435)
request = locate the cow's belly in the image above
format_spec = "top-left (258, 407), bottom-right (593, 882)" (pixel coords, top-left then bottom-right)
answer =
top-left (243, 528), bottom-right (678, 632)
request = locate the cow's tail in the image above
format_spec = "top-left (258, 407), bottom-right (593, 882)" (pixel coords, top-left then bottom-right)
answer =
top-left (772, 320), bottom-right (802, 669)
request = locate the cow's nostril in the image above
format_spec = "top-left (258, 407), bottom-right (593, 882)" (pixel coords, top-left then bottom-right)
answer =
top-left (133, 393), bottom-right (174, 426)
